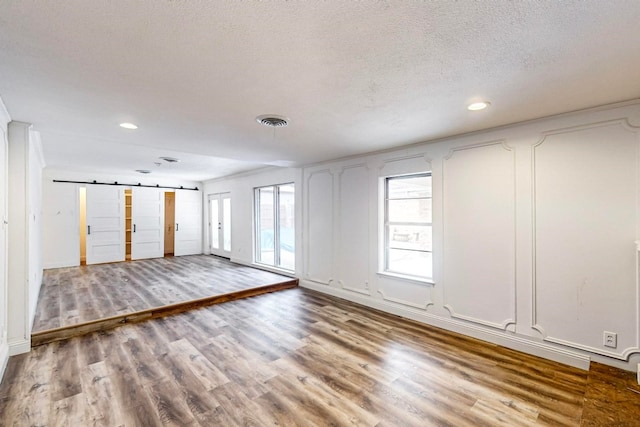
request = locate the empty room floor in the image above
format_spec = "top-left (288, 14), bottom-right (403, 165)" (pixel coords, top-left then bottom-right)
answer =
top-left (2, 287), bottom-right (638, 426)
top-left (33, 255), bottom-right (294, 332)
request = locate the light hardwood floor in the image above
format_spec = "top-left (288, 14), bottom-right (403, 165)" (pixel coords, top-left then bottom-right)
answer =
top-left (33, 255), bottom-right (293, 332)
top-left (2, 287), bottom-right (639, 426)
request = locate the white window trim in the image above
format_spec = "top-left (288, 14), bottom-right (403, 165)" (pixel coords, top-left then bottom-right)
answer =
top-left (381, 172), bottom-right (433, 281)
top-left (376, 271), bottom-right (434, 286)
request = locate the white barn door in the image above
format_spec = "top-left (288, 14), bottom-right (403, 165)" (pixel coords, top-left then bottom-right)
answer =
top-left (131, 187), bottom-right (164, 260)
top-left (175, 190), bottom-right (202, 256)
top-left (86, 186), bottom-right (125, 265)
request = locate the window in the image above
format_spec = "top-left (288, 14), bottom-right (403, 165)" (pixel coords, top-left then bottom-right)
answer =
top-left (255, 183), bottom-right (295, 271)
top-left (383, 173), bottom-right (432, 281)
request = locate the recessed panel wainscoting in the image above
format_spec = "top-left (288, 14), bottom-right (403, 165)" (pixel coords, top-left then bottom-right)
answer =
top-left (302, 101), bottom-right (640, 373)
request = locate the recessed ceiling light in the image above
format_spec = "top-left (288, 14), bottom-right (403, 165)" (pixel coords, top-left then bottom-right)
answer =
top-left (120, 122), bottom-right (138, 129)
top-left (467, 101), bottom-right (490, 111)
top-left (159, 156), bottom-right (180, 163)
top-left (256, 114), bottom-right (289, 127)
top-left (135, 169), bottom-right (151, 174)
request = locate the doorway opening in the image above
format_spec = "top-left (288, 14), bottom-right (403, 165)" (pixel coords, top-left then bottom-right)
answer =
top-left (209, 192), bottom-right (231, 258)
top-left (79, 186), bottom-right (86, 265)
top-left (164, 192), bottom-right (175, 256)
top-left (125, 189), bottom-right (132, 260)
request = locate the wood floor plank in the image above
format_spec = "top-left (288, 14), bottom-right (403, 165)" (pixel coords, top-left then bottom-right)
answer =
top-left (145, 379), bottom-right (197, 426)
top-left (168, 338), bottom-right (230, 391)
top-left (79, 361), bottom-right (126, 427)
top-left (210, 382), bottom-right (270, 427)
top-left (155, 351), bottom-right (220, 423)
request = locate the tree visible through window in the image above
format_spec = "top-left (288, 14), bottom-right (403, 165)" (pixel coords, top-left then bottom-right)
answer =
top-left (384, 173), bottom-right (432, 280)
top-left (255, 183), bottom-right (295, 271)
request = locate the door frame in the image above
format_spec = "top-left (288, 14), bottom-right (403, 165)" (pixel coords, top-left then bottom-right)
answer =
top-left (208, 192), bottom-right (231, 258)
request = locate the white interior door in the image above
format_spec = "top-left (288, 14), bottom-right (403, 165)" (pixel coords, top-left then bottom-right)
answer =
top-left (86, 186), bottom-right (125, 265)
top-left (175, 190), bottom-right (202, 256)
top-left (209, 192), bottom-right (231, 258)
top-left (131, 187), bottom-right (164, 260)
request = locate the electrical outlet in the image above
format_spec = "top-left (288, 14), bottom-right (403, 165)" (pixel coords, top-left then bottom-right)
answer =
top-left (603, 331), bottom-right (617, 348)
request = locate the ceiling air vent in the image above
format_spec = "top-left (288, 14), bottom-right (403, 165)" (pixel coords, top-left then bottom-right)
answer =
top-left (256, 114), bottom-right (289, 127)
top-left (159, 156), bottom-right (180, 163)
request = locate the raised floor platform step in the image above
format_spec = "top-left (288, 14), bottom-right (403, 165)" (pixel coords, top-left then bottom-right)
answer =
top-left (31, 279), bottom-right (298, 347)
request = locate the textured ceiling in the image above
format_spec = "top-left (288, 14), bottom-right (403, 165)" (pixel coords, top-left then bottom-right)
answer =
top-left (1, 1), bottom-right (640, 181)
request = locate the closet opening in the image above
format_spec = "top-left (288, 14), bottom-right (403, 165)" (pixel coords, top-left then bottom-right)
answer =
top-left (164, 191), bottom-right (175, 256)
top-left (79, 186), bottom-right (86, 265)
top-left (125, 189), bottom-right (132, 260)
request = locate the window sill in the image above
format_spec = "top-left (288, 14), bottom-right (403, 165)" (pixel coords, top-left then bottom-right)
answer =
top-left (376, 271), bottom-right (434, 286)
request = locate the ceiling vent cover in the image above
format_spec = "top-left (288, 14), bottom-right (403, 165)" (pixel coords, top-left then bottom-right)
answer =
top-left (159, 156), bottom-right (180, 163)
top-left (256, 115), bottom-right (289, 127)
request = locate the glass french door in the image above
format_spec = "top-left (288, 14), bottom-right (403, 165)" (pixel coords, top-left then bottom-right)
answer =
top-left (255, 183), bottom-right (295, 271)
top-left (209, 193), bottom-right (231, 257)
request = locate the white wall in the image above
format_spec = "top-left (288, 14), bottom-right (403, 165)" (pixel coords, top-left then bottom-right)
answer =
top-left (0, 97), bottom-right (10, 380)
top-left (28, 130), bottom-right (44, 327)
top-left (207, 100), bottom-right (640, 372)
top-left (301, 101), bottom-right (640, 372)
top-left (202, 167), bottom-right (302, 274)
top-left (7, 121), bottom-right (44, 355)
top-left (42, 168), bottom-right (202, 269)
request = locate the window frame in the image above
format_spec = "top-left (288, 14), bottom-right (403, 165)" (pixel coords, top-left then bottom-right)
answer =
top-left (254, 182), bottom-right (295, 272)
top-left (382, 172), bottom-right (433, 283)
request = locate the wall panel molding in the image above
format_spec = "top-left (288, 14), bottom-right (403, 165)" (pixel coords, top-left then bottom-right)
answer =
top-left (377, 153), bottom-right (432, 176)
top-left (336, 164), bottom-right (371, 295)
top-left (377, 288), bottom-right (432, 310)
top-left (442, 139), bottom-right (517, 330)
top-left (303, 168), bottom-right (334, 284)
top-left (443, 139), bottom-right (512, 161)
top-left (532, 119), bottom-right (640, 360)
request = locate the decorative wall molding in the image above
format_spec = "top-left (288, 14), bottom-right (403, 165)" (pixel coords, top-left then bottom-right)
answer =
top-left (442, 139), bottom-right (517, 331)
top-left (377, 153), bottom-right (432, 176)
top-left (543, 336), bottom-right (640, 361)
top-left (531, 118), bottom-right (640, 360)
top-left (337, 163), bottom-right (368, 177)
top-left (340, 280), bottom-right (371, 296)
top-left (444, 139), bottom-right (512, 161)
top-left (443, 304), bottom-right (516, 331)
top-left (303, 168), bottom-right (334, 282)
top-left (532, 118), bottom-right (639, 150)
top-left (302, 273), bottom-right (332, 286)
top-left (377, 288), bottom-right (432, 310)
top-left (336, 164), bottom-right (371, 296)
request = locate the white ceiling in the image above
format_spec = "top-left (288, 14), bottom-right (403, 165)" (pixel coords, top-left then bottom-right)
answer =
top-left (1, 1), bottom-right (640, 182)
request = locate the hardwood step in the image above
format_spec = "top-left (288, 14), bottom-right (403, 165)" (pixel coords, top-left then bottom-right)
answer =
top-left (31, 279), bottom-right (298, 347)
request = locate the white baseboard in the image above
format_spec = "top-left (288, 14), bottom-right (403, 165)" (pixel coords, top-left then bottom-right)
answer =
top-left (8, 338), bottom-right (30, 356)
top-left (0, 342), bottom-right (8, 383)
top-left (300, 279), bottom-right (591, 371)
top-left (43, 260), bottom-right (79, 270)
